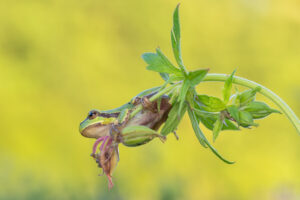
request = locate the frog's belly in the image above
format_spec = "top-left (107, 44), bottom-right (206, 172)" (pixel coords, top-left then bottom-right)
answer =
top-left (81, 124), bottom-right (111, 138)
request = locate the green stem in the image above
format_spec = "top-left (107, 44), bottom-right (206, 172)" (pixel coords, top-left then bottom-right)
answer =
top-left (203, 73), bottom-right (300, 134)
top-left (129, 84), bottom-right (179, 118)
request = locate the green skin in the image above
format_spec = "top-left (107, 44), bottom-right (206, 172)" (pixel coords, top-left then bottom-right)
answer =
top-left (79, 88), bottom-right (172, 141)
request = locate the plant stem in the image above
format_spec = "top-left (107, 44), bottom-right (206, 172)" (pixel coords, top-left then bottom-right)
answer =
top-left (203, 73), bottom-right (300, 134)
top-left (129, 83), bottom-right (179, 118)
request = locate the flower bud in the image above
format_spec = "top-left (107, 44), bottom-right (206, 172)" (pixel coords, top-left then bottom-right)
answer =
top-left (121, 125), bottom-right (166, 147)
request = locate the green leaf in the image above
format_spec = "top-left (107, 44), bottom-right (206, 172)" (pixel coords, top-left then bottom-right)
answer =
top-left (177, 79), bottom-right (191, 115)
top-left (213, 116), bottom-right (223, 142)
top-left (169, 86), bottom-right (180, 104)
top-left (227, 105), bottom-right (240, 123)
top-left (168, 74), bottom-right (184, 83)
top-left (222, 119), bottom-right (239, 130)
top-left (237, 86), bottom-right (261, 106)
top-left (187, 107), bottom-right (234, 164)
top-left (171, 4), bottom-right (184, 68)
top-left (194, 109), bottom-right (239, 131)
top-left (156, 48), bottom-right (181, 73)
top-left (161, 101), bottom-right (187, 136)
top-left (160, 73), bottom-right (169, 81)
top-left (187, 69), bottom-right (209, 86)
top-left (188, 108), bottom-right (207, 147)
top-left (243, 101), bottom-right (281, 119)
top-left (185, 88), bottom-right (196, 109)
top-left (197, 95), bottom-right (226, 112)
top-left (223, 70), bottom-right (236, 104)
top-left (194, 109), bottom-right (218, 130)
top-left (142, 52), bottom-right (180, 74)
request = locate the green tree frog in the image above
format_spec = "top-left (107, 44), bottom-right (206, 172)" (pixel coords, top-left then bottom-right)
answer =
top-left (79, 91), bottom-right (172, 188)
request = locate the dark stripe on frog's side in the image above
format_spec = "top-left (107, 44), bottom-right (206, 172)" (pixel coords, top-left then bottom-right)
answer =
top-left (99, 112), bottom-right (120, 118)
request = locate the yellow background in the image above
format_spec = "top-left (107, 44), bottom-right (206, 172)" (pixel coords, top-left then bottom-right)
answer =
top-left (0, 0), bottom-right (299, 199)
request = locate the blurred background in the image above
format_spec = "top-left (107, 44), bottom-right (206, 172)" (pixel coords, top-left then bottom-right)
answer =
top-left (0, 0), bottom-right (299, 199)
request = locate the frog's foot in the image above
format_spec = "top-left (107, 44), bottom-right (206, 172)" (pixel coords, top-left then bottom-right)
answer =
top-left (141, 96), bottom-right (157, 113)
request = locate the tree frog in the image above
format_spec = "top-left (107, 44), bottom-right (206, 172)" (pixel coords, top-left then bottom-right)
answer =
top-left (79, 90), bottom-right (172, 188)
top-left (79, 89), bottom-right (171, 140)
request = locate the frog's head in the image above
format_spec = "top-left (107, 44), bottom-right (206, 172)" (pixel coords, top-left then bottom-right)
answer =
top-left (79, 109), bottom-right (115, 139)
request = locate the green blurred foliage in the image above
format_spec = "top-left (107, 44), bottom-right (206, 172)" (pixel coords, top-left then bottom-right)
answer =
top-left (0, 0), bottom-right (300, 199)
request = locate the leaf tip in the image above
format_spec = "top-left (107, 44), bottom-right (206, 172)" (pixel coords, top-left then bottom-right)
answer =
top-left (226, 160), bottom-right (235, 165)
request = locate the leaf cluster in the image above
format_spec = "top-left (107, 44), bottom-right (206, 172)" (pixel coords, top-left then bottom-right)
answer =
top-left (141, 5), bottom-right (280, 164)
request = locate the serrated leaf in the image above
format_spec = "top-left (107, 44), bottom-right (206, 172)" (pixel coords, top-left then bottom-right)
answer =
top-left (223, 70), bottom-right (236, 104)
top-left (237, 86), bottom-right (261, 106)
top-left (187, 107), bottom-right (234, 164)
top-left (156, 48), bottom-right (181, 74)
top-left (243, 101), bottom-right (281, 119)
top-left (197, 95), bottom-right (226, 112)
top-left (171, 4), bottom-right (183, 67)
top-left (142, 52), bottom-right (180, 74)
top-left (213, 117), bottom-right (223, 142)
top-left (187, 69), bottom-right (209, 86)
top-left (161, 101), bottom-right (187, 136)
top-left (227, 105), bottom-right (240, 123)
top-left (142, 53), bottom-right (158, 64)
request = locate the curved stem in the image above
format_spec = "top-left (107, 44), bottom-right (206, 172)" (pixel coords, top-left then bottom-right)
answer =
top-left (203, 73), bottom-right (300, 134)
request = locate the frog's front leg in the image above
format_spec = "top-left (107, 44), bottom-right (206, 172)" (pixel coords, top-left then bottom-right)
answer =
top-left (109, 124), bottom-right (122, 143)
top-left (133, 96), bottom-right (158, 113)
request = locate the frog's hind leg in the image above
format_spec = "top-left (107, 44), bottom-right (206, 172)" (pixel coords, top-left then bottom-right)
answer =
top-left (91, 136), bottom-right (108, 157)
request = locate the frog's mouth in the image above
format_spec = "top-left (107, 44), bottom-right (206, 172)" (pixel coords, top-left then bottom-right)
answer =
top-left (80, 121), bottom-right (111, 139)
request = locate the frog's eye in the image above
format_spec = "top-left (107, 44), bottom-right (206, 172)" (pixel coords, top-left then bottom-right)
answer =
top-left (88, 110), bottom-right (100, 120)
